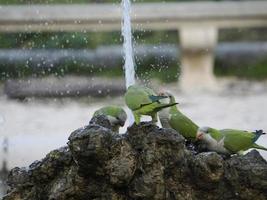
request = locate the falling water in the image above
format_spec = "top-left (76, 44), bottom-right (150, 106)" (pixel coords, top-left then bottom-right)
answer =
top-left (121, 0), bottom-right (135, 125)
top-left (121, 0), bottom-right (135, 88)
top-left (0, 137), bottom-right (8, 197)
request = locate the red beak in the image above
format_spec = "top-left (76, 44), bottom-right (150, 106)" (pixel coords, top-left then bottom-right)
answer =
top-left (196, 132), bottom-right (203, 140)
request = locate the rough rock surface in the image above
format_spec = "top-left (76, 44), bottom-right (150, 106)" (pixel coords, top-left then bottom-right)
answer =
top-left (3, 117), bottom-right (267, 200)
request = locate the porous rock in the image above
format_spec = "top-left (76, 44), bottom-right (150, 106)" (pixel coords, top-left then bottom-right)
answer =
top-left (3, 118), bottom-right (267, 200)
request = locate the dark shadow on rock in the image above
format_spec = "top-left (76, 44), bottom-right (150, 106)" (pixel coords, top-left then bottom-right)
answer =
top-left (3, 117), bottom-right (267, 200)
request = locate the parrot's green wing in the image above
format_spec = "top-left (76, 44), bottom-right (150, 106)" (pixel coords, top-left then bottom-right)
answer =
top-left (134, 101), bottom-right (177, 117)
top-left (125, 85), bottom-right (177, 124)
top-left (209, 128), bottom-right (224, 142)
top-left (252, 143), bottom-right (267, 151)
top-left (125, 85), bottom-right (167, 111)
top-left (158, 93), bottom-right (198, 140)
top-left (93, 106), bottom-right (122, 118)
top-left (220, 129), bottom-right (255, 153)
top-left (94, 107), bottom-right (110, 116)
top-left (142, 86), bottom-right (155, 95)
top-left (169, 111), bottom-right (198, 139)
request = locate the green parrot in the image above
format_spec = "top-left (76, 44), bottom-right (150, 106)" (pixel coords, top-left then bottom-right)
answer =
top-left (158, 92), bottom-right (199, 140)
top-left (125, 85), bottom-right (177, 124)
top-left (196, 126), bottom-right (267, 155)
top-left (93, 106), bottom-right (127, 132)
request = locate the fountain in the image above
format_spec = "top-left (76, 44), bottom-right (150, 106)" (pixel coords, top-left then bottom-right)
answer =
top-left (122, 0), bottom-right (135, 88)
top-left (121, 0), bottom-right (135, 125)
top-left (0, 138), bottom-right (8, 197)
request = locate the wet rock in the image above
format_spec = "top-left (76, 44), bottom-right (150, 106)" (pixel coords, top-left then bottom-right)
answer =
top-left (3, 119), bottom-right (267, 200)
top-left (7, 167), bottom-right (31, 189)
top-left (106, 139), bottom-right (136, 187)
top-left (223, 150), bottom-right (267, 200)
top-left (189, 152), bottom-right (224, 188)
top-left (68, 124), bottom-right (117, 177)
top-left (89, 115), bottom-right (113, 131)
top-left (4, 146), bottom-right (74, 200)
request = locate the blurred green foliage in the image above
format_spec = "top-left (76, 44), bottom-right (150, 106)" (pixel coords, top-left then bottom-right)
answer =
top-left (0, 30), bottom-right (178, 49)
top-left (215, 58), bottom-right (267, 80)
top-left (0, 32), bottom-right (121, 49)
top-left (219, 28), bottom-right (267, 42)
top-left (0, 55), bottom-right (179, 82)
top-left (0, 0), bottom-right (267, 82)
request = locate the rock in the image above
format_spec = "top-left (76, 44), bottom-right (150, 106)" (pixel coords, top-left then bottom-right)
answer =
top-left (106, 139), bottom-right (136, 187)
top-left (89, 115), bottom-right (113, 130)
top-left (3, 118), bottom-right (267, 200)
top-left (7, 167), bottom-right (31, 189)
top-left (68, 123), bottom-right (117, 177)
top-left (4, 146), bottom-right (74, 200)
top-left (189, 152), bottom-right (224, 188)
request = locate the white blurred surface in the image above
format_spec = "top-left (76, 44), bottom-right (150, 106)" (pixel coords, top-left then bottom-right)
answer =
top-left (0, 81), bottom-right (267, 169)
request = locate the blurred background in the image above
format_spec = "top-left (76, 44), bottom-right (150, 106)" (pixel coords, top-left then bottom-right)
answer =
top-left (1, 0), bottom-right (267, 196)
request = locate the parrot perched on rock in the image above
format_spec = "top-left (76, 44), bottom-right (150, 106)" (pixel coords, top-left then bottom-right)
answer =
top-left (196, 126), bottom-right (267, 155)
top-left (93, 106), bottom-right (127, 132)
top-left (125, 85), bottom-right (178, 124)
top-left (158, 92), bottom-right (199, 141)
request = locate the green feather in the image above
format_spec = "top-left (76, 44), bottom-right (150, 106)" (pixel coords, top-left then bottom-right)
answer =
top-left (149, 95), bottom-right (168, 102)
top-left (125, 85), bottom-right (177, 124)
top-left (220, 129), bottom-right (255, 153)
top-left (93, 106), bottom-right (127, 132)
top-left (208, 128), bottom-right (224, 142)
top-left (252, 143), bottom-right (267, 151)
top-left (93, 106), bottom-right (124, 118)
top-left (159, 93), bottom-right (199, 140)
top-left (199, 127), bottom-right (267, 154)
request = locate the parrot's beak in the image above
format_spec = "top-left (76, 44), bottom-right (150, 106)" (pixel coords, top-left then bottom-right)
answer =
top-left (196, 131), bottom-right (203, 140)
top-left (158, 92), bottom-right (169, 98)
top-left (119, 120), bottom-right (125, 127)
top-left (158, 91), bottom-right (165, 96)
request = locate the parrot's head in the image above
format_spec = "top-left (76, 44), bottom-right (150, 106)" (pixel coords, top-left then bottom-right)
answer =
top-left (115, 108), bottom-right (127, 127)
top-left (196, 126), bottom-right (210, 140)
top-left (158, 91), bottom-right (172, 98)
top-left (93, 106), bottom-right (127, 129)
top-left (158, 91), bottom-right (176, 104)
top-left (107, 107), bottom-right (127, 127)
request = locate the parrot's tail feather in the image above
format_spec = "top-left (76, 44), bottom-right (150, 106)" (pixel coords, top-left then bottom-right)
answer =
top-left (254, 130), bottom-right (266, 135)
top-left (252, 143), bottom-right (267, 151)
top-left (155, 102), bottom-right (178, 111)
top-left (252, 130), bottom-right (266, 143)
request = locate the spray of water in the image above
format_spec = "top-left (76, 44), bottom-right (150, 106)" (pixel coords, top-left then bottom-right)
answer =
top-left (121, 0), bottom-right (135, 88)
top-left (121, 0), bottom-right (135, 125)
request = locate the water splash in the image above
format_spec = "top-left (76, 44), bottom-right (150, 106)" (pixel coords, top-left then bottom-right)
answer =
top-left (121, 0), bottom-right (135, 88)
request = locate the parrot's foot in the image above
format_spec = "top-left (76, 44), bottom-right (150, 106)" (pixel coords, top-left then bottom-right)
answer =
top-left (133, 113), bottom-right (141, 125)
top-left (151, 114), bottom-right (158, 124)
top-left (237, 151), bottom-right (245, 156)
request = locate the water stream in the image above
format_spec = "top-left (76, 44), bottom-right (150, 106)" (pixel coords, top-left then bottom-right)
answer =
top-left (121, 0), bottom-right (136, 125)
top-left (122, 0), bottom-right (135, 88)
